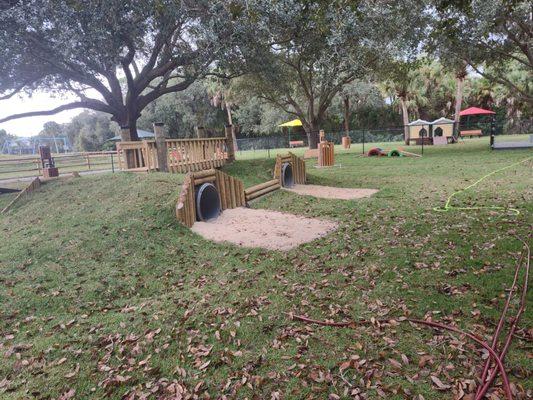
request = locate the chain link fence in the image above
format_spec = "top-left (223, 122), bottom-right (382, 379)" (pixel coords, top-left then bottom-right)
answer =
top-left (234, 117), bottom-right (531, 156)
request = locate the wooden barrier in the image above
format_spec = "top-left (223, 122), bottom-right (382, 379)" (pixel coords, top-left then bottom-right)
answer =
top-left (273, 152), bottom-right (306, 184)
top-left (1, 177), bottom-right (41, 214)
top-left (117, 137), bottom-right (228, 174)
top-left (175, 169), bottom-right (245, 227)
top-left (318, 142), bottom-right (335, 167)
top-left (245, 179), bottom-right (280, 202)
top-left (116, 140), bottom-right (158, 172)
top-left (342, 136), bottom-right (351, 149)
top-left (167, 138), bottom-right (227, 173)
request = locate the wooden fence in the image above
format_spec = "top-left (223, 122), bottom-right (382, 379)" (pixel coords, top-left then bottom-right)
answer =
top-left (0, 151), bottom-right (117, 180)
top-left (117, 138), bottom-right (227, 174)
top-left (175, 169), bottom-right (245, 228)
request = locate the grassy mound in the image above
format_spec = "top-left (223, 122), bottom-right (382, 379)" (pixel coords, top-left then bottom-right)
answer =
top-left (0, 142), bottom-right (531, 399)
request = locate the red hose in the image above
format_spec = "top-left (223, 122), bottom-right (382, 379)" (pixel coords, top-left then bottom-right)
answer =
top-left (290, 314), bottom-right (513, 400)
top-left (475, 240), bottom-right (530, 400)
top-left (475, 249), bottom-right (524, 397)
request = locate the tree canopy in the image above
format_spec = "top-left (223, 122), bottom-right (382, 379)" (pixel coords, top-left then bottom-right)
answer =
top-left (233, 0), bottom-right (428, 148)
top-left (0, 0), bottom-right (238, 138)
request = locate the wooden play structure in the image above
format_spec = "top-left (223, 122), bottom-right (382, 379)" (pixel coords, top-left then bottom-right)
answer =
top-left (176, 169), bottom-right (246, 228)
top-left (245, 179), bottom-right (280, 202)
top-left (367, 147), bottom-right (421, 157)
top-left (117, 123), bottom-right (235, 174)
top-left (273, 153), bottom-right (306, 185)
top-left (318, 141), bottom-right (335, 167)
top-left (117, 137), bottom-right (228, 174)
top-left (175, 152), bottom-right (306, 227)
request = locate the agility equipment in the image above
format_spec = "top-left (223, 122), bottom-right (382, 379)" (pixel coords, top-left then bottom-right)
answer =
top-left (274, 153), bottom-right (306, 185)
top-left (176, 153), bottom-right (307, 227)
top-left (342, 136), bottom-right (351, 149)
top-left (317, 142), bottom-right (335, 167)
top-left (176, 169), bottom-right (245, 227)
top-left (367, 147), bottom-right (385, 157)
top-left (387, 149), bottom-right (401, 157)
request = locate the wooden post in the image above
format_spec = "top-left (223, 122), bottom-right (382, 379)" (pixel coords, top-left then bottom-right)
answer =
top-left (153, 122), bottom-right (168, 172)
top-left (196, 126), bottom-right (206, 138)
top-left (225, 125), bottom-right (236, 163)
top-left (120, 126), bottom-right (135, 169)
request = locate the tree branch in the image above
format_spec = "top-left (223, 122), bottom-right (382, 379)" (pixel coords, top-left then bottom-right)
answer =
top-left (0, 100), bottom-right (112, 124)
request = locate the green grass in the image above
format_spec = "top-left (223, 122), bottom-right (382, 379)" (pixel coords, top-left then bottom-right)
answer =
top-left (0, 140), bottom-right (531, 399)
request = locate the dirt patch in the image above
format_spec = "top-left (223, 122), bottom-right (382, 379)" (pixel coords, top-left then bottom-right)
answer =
top-left (286, 184), bottom-right (378, 200)
top-left (191, 207), bottom-right (338, 251)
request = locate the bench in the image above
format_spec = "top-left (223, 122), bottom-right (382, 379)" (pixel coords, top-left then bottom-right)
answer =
top-left (460, 130), bottom-right (482, 138)
top-left (289, 140), bottom-right (305, 148)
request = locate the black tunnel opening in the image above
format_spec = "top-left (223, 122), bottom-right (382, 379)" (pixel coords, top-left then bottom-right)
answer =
top-left (195, 183), bottom-right (221, 221)
top-left (281, 162), bottom-right (294, 188)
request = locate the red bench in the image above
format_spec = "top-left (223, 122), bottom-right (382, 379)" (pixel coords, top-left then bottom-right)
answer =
top-left (460, 130), bottom-right (482, 138)
top-left (289, 140), bottom-right (305, 148)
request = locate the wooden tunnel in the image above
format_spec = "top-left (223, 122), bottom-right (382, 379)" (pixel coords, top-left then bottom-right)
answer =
top-left (246, 152), bottom-right (306, 202)
top-left (273, 152), bottom-right (306, 185)
top-left (318, 141), bottom-right (335, 167)
top-left (176, 169), bottom-right (245, 228)
top-left (175, 153), bottom-right (306, 227)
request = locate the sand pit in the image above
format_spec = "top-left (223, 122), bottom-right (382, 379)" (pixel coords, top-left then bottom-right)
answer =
top-left (191, 207), bottom-right (338, 251)
top-left (286, 184), bottom-right (378, 200)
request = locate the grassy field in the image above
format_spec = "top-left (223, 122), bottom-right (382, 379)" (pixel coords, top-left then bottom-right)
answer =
top-left (0, 140), bottom-right (531, 399)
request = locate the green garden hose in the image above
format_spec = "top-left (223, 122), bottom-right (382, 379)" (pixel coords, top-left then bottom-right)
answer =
top-left (433, 156), bottom-right (532, 215)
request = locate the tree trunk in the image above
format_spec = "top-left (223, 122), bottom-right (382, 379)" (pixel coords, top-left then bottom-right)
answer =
top-left (225, 103), bottom-right (238, 151)
top-left (119, 126), bottom-right (137, 169)
top-left (453, 72), bottom-right (466, 138)
top-left (343, 96), bottom-right (350, 135)
top-left (399, 97), bottom-right (409, 145)
top-left (128, 118), bottom-right (140, 141)
top-left (305, 122), bottom-right (320, 149)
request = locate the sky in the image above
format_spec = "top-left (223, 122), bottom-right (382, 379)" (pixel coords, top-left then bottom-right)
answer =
top-left (0, 92), bottom-right (87, 137)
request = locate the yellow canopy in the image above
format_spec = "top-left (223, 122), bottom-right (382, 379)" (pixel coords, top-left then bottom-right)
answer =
top-left (278, 119), bottom-right (303, 127)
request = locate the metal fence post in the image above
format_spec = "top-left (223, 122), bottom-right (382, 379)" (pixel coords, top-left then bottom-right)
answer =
top-left (111, 153), bottom-right (115, 173)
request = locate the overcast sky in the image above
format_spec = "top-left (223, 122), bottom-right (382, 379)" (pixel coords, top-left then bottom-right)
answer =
top-left (0, 92), bottom-right (87, 137)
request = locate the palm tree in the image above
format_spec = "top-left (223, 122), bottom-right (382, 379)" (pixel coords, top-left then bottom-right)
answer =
top-left (206, 79), bottom-right (238, 151)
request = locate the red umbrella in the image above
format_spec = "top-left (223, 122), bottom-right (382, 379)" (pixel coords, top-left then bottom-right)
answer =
top-left (459, 107), bottom-right (495, 116)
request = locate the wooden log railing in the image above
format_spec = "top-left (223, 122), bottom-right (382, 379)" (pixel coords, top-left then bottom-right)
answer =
top-left (245, 179), bottom-right (280, 202)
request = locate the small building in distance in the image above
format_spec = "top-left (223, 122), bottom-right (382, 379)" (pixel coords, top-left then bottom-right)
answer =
top-left (407, 119), bottom-right (431, 145)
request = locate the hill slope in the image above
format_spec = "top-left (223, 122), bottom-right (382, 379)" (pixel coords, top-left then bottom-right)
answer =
top-left (1, 144), bottom-right (532, 399)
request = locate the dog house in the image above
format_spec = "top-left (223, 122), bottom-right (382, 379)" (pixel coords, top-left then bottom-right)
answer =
top-left (408, 120), bottom-right (432, 145)
top-left (431, 117), bottom-right (454, 145)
